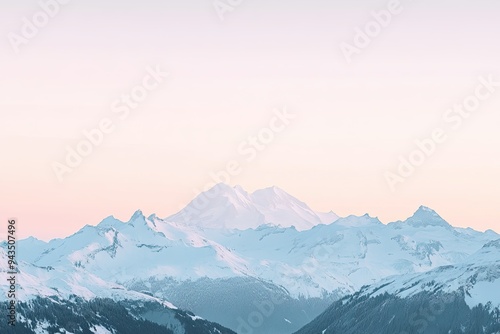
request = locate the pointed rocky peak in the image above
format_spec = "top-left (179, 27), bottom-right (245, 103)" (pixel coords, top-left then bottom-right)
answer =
top-left (98, 211), bottom-right (145, 229)
top-left (404, 206), bottom-right (451, 228)
top-left (130, 209), bottom-right (145, 221)
top-left (127, 209), bottom-right (150, 228)
top-left (415, 205), bottom-right (439, 217)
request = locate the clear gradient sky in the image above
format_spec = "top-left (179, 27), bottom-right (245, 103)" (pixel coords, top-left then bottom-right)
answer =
top-left (1, 0), bottom-right (499, 240)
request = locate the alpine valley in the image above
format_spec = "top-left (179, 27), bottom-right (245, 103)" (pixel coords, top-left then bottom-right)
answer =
top-left (1, 184), bottom-right (499, 333)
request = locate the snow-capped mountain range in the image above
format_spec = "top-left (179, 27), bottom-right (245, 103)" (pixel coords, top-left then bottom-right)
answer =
top-left (295, 240), bottom-right (500, 334)
top-left (358, 238), bottom-right (500, 308)
top-left (1, 184), bottom-right (499, 333)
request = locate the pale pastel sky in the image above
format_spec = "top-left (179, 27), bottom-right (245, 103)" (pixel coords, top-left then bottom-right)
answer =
top-left (1, 0), bottom-right (499, 240)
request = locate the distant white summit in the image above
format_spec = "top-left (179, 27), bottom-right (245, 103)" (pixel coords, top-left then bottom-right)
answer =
top-left (389, 205), bottom-right (452, 229)
top-left (165, 183), bottom-right (339, 230)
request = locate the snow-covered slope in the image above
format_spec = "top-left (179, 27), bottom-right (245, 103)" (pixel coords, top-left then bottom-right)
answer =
top-left (358, 238), bottom-right (500, 308)
top-left (0, 246), bottom-right (236, 334)
top-left (295, 239), bottom-right (500, 334)
top-left (21, 210), bottom-right (253, 285)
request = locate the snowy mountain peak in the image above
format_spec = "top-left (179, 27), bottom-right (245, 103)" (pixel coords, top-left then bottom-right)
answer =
top-left (97, 215), bottom-right (124, 229)
top-left (130, 209), bottom-right (145, 221)
top-left (255, 185), bottom-right (286, 196)
top-left (165, 184), bottom-right (338, 231)
top-left (403, 205), bottom-right (451, 228)
top-left (415, 205), bottom-right (438, 215)
top-left (165, 184), bottom-right (263, 229)
top-left (208, 183), bottom-right (249, 199)
top-left (213, 182), bottom-right (235, 191)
